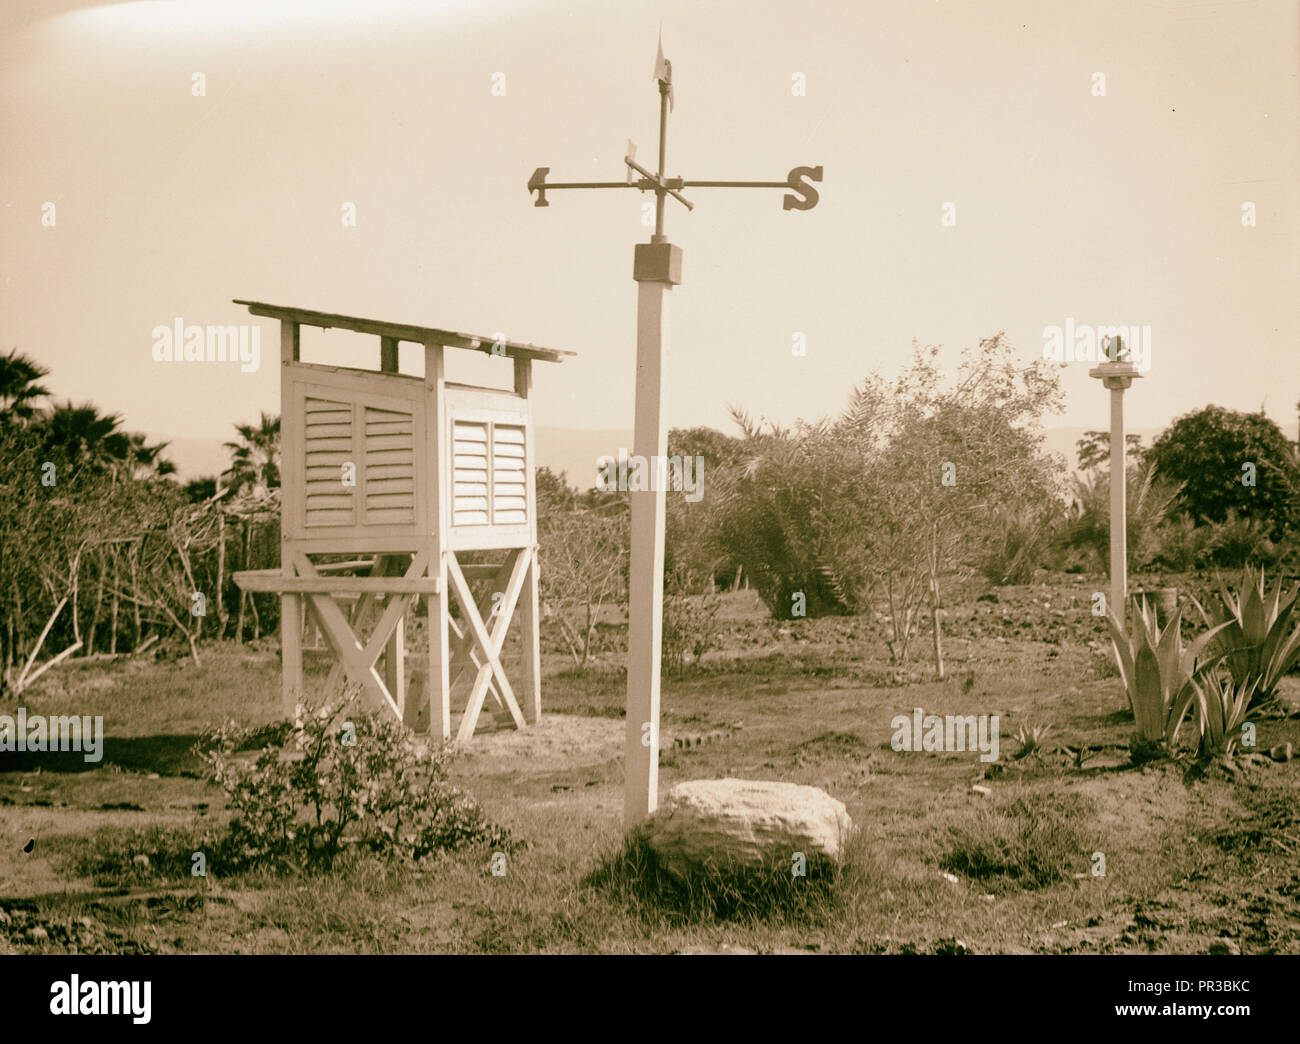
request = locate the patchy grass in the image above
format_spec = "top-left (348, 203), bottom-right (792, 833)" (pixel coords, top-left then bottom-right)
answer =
top-left (585, 829), bottom-right (874, 926)
top-left (2, 572), bottom-right (1299, 954)
top-left (940, 792), bottom-right (1095, 891)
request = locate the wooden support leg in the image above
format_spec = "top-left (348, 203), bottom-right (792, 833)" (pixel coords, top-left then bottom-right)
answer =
top-left (385, 612), bottom-right (406, 720)
top-left (281, 593), bottom-right (303, 719)
top-left (428, 552), bottom-right (451, 741)
top-left (519, 546), bottom-right (541, 724)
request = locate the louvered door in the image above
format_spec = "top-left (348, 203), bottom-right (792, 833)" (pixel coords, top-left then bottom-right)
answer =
top-left (445, 395), bottom-right (533, 551)
top-left (303, 395), bottom-right (356, 527)
top-left (362, 405), bottom-right (416, 526)
top-left (286, 368), bottom-right (427, 550)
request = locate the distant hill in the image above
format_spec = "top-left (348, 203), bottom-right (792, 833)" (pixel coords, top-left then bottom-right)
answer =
top-left (153, 423), bottom-right (1299, 487)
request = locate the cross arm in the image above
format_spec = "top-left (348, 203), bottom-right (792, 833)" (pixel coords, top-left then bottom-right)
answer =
top-left (528, 164), bottom-right (822, 211)
top-left (528, 164), bottom-right (694, 211)
top-left (682, 166), bottom-right (824, 211)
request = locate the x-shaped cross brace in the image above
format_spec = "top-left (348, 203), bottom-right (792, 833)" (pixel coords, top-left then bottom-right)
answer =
top-left (297, 549), bottom-right (430, 719)
top-left (446, 549), bottom-right (530, 743)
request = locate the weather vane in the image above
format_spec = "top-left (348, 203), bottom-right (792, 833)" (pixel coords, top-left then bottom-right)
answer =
top-left (527, 38), bottom-right (822, 236)
top-left (527, 38), bottom-right (822, 828)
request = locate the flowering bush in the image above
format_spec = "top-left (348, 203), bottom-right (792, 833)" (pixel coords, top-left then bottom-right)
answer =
top-left (200, 696), bottom-right (511, 871)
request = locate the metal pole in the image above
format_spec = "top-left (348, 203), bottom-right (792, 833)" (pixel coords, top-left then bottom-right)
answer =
top-left (655, 83), bottom-right (668, 240)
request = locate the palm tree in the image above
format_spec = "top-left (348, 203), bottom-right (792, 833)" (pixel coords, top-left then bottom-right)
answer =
top-left (223, 412), bottom-right (280, 496)
top-left (39, 401), bottom-right (128, 472)
top-left (0, 349), bottom-right (51, 425)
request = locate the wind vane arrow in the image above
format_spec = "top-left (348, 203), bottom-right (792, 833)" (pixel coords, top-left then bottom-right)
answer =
top-left (526, 51), bottom-right (822, 233)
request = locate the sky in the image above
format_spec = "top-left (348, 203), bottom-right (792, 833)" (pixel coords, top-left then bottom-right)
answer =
top-left (1, 0), bottom-right (1297, 458)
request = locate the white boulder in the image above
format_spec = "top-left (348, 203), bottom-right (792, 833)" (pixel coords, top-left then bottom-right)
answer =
top-left (641, 778), bottom-right (853, 878)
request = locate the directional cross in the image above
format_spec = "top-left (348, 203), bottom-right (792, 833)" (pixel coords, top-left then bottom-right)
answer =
top-left (527, 54), bottom-right (822, 236)
top-left (528, 44), bottom-right (822, 828)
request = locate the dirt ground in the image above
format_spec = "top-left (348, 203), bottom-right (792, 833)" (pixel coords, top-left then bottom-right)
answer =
top-left (2, 574), bottom-right (1298, 954)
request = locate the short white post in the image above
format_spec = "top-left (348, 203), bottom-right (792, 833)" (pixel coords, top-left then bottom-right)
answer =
top-left (624, 236), bottom-right (681, 826)
top-left (1090, 338), bottom-right (1141, 630)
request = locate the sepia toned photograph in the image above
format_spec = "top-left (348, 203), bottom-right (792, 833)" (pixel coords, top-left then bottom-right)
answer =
top-left (1, 0), bottom-right (1297, 1009)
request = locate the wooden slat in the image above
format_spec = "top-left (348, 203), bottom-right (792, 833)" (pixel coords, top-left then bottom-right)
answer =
top-left (364, 433), bottom-right (412, 452)
top-left (234, 570), bottom-right (441, 594)
top-left (366, 463), bottom-right (413, 480)
top-left (365, 481), bottom-right (415, 496)
top-left (363, 449), bottom-right (414, 467)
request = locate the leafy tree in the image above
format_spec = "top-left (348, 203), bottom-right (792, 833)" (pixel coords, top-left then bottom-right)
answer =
top-left (819, 336), bottom-right (1064, 673)
top-left (535, 465), bottom-right (581, 516)
top-left (1076, 430), bottom-right (1144, 473)
top-left (1147, 407), bottom-right (1299, 536)
top-left (537, 497), bottom-right (628, 669)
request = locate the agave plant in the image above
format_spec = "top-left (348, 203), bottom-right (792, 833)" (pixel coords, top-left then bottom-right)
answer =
top-left (1193, 672), bottom-right (1259, 759)
top-left (1190, 566), bottom-right (1300, 710)
top-left (1011, 723), bottom-right (1052, 760)
top-left (1107, 597), bottom-right (1231, 752)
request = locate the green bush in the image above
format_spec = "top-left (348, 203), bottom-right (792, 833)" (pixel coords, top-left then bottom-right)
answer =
top-left (1064, 461), bottom-right (1182, 573)
top-left (1150, 516), bottom-right (1211, 572)
top-left (1201, 511), bottom-right (1278, 568)
top-left (711, 415), bottom-right (853, 619)
top-left (200, 696), bottom-right (510, 872)
top-left (979, 505), bottom-right (1053, 585)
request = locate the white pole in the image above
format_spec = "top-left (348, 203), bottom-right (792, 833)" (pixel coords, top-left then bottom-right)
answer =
top-left (1091, 339), bottom-right (1139, 631)
top-left (1110, 382), bottom-right (1127, 628)
top-left (625, 237), bottom-right (680, 825)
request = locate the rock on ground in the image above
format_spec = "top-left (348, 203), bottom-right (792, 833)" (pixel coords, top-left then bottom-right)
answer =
top-left (641, 778), bottom-right (853, 878)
